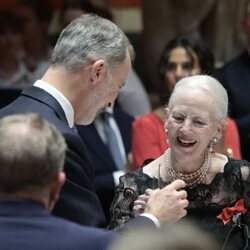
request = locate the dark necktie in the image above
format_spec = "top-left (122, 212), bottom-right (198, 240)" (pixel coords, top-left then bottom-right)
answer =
top-left (102, 111), bottom-right (125, 170)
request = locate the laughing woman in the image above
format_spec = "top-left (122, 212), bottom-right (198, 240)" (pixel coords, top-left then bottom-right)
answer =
top-left (108, 75), bottom-right (250, 250)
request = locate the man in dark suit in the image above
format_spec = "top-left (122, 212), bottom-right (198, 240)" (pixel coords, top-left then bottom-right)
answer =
top-left (0, 14), bottom-right (188, 228)
top-left (77, 105), bottom-right (134, 222)
top-left (0, 113), bottom-right (114, 250)
top-left (216, 1), bottom-right (250, 161)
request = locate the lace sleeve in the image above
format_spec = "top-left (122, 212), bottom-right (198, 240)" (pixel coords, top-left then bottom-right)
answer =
top-left (108, 169), bottom-right (153, 231)
top-left (108, 172), bottom-right (140, 231)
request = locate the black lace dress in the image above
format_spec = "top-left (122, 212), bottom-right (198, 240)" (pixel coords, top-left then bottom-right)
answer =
top-left (108, 158), bottom-right (250, 249)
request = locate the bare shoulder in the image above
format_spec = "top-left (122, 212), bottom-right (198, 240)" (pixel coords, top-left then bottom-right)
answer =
top-left (143, 155), bottom-right (165, 178)
top-left (208, 152), bottom-right (228, 174)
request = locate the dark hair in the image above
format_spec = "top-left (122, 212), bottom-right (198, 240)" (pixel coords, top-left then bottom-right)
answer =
top-left (18, 0), bottom-right (53, 22)
top-left (157, 37), bottom-right (195, 104)
top-left (61, 0), bottom-right (113, 21)
top-left (189, 37), bottom-right (215, 75)
top-left (0, 11), bottom-right (22, 34)
top-left (157, 37), bottom-right (195, 81)
top-left (157, 36), bottom-right (215, 104)
top-left (62, 0), bottom-right (96, 14)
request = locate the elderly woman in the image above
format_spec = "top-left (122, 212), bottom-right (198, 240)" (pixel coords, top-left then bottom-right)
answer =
top-left (109, 75), bottom-right (250, 250)
top-left (132, 37), bottom-right (241, 169)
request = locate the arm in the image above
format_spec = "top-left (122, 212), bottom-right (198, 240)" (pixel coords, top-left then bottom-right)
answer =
top-left (117, 180), bottom-right (188, 232)
top-left (241, 162), bottom-right (250, 223)
top-left (108, 172), bottom-right (140, 231)
top-left (108, 169), bottom-right (188, 232)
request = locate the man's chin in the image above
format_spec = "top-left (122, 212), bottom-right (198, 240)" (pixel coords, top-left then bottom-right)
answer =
top-left (75, 111), bottom-right (99, 125)
top-left (75, 118), bottom-right (93, 126)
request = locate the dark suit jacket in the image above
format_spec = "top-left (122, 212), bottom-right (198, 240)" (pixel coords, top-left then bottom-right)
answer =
top-left (0, 86), bottom-right (106, 227)
top-left (77, 107), bottom-right (134, 222)
top-left (216, 51), bottom-right (250, 160)
top-left (0, 200), bottom-right (114, 250)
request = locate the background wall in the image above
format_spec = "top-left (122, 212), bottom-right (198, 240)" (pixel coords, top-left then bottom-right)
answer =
top-left (1, 0), bottom-right (248, 96)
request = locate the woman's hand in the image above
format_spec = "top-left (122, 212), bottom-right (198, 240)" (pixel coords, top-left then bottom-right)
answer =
top-left (133, 189), bottom-right (152, 216)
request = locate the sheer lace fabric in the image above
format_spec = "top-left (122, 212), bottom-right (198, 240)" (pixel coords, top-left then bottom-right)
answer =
top-left (108, 158), bottom-right (250, 248)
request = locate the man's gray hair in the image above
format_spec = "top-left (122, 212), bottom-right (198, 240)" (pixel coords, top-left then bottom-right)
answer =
top-left (168, 75), bottom-right (228, 121)
top-left (0, 113), bottom-right (66, 193)
top-left (50, 13), bottom-right (134, 72)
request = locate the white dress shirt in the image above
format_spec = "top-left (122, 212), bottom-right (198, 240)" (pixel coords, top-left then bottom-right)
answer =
top-left (34, 80), bottom-right (74, 128)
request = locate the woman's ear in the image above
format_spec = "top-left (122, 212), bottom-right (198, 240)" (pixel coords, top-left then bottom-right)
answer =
top-left (215, 119), bottom-right (226, 141)
top-left (90, 59), bottom-right (107, 85)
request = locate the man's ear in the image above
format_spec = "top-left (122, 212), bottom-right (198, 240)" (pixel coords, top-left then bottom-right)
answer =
top-left (90, 59), bottom-right (107, 85)
top-left (48, 171), bottom-right (65, 211)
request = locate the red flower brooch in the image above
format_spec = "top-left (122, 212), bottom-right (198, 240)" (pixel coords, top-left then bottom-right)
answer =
top-left (217, 199), bottom-right (247, 225)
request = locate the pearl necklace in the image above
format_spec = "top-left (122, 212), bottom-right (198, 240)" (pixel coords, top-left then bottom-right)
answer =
top-left (164, 148), bottom-right (212, 189)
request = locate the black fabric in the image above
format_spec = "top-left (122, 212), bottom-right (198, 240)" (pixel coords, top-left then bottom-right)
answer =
top-left (0, 86), bottom-right (106, 227)
top-left (109, 158), bottom-right (250, 249)
top-left (0, 87), bottom-right (21, 108)
top-left (215, 51), bottom-right (250, 161)
top-left (0, 199), bottom-right (115, 250)
top-left (76, 106), bottom-right (134, 223)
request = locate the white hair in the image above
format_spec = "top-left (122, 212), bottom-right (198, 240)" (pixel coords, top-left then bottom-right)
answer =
top-left (168, 75), bottom-right (228, 121)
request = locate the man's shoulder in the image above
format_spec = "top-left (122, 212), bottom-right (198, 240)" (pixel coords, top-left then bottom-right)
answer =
top-left (220, 51), bottom-right (249, 72)
top-left (0, 87), bottom-right (71, 134)
top-left (49, 216), bottom-right (115, 248)
top-left (1, 211), bottom-right (114, 250)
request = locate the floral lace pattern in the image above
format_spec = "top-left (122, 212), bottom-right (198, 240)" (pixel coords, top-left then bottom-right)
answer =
top-left (108, 158), bottom-right (250, 248)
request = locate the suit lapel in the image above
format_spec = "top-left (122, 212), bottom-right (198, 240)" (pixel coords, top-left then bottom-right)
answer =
top-left (78, 124), bottom-right (116, 172)
top-left (21, 86), bottom-right (68, 123)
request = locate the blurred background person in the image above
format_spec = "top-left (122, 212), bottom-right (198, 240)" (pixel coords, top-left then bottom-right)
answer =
top-left (0, 10), bottom-right (29, 87)
top-left (216, 0), bottom-right (250, 162)
top-left (108, 221), bottom-right (220, 250)
top-left (15, 0), bottom-right (53, 83)
top-left (77, 104), bottom-right (134, 223)
top-left (132, 37), bottom-right (241, 168)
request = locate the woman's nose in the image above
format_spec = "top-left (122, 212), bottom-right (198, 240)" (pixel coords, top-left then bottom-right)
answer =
top-left (175, 65), bottom-right (183, 78)
top-left (180, 119), bottom-right (192, 130)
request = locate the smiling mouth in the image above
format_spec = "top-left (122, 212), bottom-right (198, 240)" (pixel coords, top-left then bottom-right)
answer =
top-left (177, 137), bottom-right (197, 147)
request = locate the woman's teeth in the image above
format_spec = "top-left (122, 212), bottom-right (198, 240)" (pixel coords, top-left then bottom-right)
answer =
top-left (179, 138), bottom-right (196, 144)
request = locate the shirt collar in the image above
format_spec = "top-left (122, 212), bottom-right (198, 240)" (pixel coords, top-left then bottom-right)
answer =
top-left (34, 80), bottom-right (74, 128)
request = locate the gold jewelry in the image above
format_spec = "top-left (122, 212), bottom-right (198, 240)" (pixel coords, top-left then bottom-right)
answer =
top-left (226, 148), bottom-right (233, 157)
top-left (164, 148), bottom-right (211, 189)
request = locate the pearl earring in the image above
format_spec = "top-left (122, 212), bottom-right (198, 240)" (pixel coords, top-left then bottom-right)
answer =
top-left (213, 137), bottom-right (218, 145)
top-left (208, 137), bottom-right (218, 152)
top-left (166, 138), bottom-right (169, 145)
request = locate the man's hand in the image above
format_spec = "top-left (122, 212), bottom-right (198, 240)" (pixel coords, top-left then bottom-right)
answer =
top-left (144, 180), bottom-right (188, 225)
